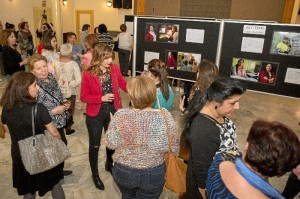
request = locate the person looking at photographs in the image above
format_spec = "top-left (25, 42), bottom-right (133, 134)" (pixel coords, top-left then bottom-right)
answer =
top-left (169, 25), bottom-right (178, 43)
top-left (277, 36), bottom-right (291, 54)
top-left (145, 59), bottom-right (174, 111)
top-left (166, 51), bottom-right (176, 69)
top-left (185, 77), bottom-right (245, 199)
top-left (259, 63), bottom-right (276, 84)
top-left (145, 25), bottom-right (156, 41)
top-left (106, 76), bottom-right (179, 199)
top-left (234, 59), bottom-right (246, 78)
top-left (206, 120), bottom-right (300, 199)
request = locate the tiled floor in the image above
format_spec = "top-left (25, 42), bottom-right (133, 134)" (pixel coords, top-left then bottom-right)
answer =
top-left (0, 71), bottom-right (299, 198)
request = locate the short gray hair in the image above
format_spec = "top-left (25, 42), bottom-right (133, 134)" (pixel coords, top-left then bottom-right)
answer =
top-left (60, 43), bottom-right (72, 57)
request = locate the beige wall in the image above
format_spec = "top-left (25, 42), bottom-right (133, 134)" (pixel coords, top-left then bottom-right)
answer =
top-left (0, 0), bottom-right (133, 45)
top-left (144, 0), bottom-right (180, 16)
top-left (230, 0), bottom-right (285, 22)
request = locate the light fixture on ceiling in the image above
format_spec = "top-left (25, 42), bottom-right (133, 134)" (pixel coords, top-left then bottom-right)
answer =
top-left (106, 0), bottom-right (112, 7)
top-left (62, 0), bottom-right (67, 6)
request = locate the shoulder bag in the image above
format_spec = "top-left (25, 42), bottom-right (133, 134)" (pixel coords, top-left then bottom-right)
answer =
top-left (18, 104), bottom-right (71, 175)
top-left (160, 109), bottom-right (187, 193)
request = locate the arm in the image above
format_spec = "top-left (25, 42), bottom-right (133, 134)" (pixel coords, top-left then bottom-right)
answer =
top-left (45, 122), bottom-right (61, 139)
top-left (69, 62), bottom-right (82, 88)
top-left (165, 110), bottom-right (179, 155)
top-left (105, 111), bottom-right (123, 149)
top-left (190, 117), bottom-right (221, 189)
top-left (80, 71), bottom-right (103, 104)
top-left (114, 65), bottom-right (127, 92)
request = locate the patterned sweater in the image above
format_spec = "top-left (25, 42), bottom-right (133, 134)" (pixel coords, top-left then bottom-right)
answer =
top-left (106, 108), bottom-right (179, 169)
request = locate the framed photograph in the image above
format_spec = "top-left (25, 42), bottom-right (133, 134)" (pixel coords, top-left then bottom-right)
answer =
top-left (157, 24), bottom-right (179, 43)
top-left (258, 62), bottom-right (279, 85)
top-left (270, 31), bottom-right (300, 57)
top-left (145, 23), bottom-right (158, 42)
top-left (230, 57), bottom-right (279, 85)
top-left (166, 50), bottom-right (201, 71)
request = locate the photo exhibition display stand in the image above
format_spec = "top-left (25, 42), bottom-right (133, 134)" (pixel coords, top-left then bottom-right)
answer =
top-left (133, 16), bottom-right (300, 98)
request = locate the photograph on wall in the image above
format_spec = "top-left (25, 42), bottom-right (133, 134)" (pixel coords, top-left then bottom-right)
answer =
top-left (145, 23), bottom-right (158, 42)
top-left (270, 31), bottom-right (300, 57)
top-left (258, 62), bottom-right (279, 84)
top-left (157, 24), bottom-right (179, 43)
top-left (166, 50), bottom-right (201, 72)
top-left (230, 57), bottom-right (278, 85)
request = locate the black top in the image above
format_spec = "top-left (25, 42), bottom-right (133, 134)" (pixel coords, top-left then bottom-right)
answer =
top-left (2, 46), bottom-right (24, 75)
top-left (1, 103), bottom-right (64, 196)
top-left (187, 113), bottom-right (238, 188)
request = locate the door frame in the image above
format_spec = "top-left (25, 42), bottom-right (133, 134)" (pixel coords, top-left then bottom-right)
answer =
top-left (75, 10), bottom-right (94, 42)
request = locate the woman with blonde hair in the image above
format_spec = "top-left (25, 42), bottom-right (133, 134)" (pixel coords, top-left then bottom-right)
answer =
top-left (106, 76), bottom-right (179, 199)
top-left (80, 43), bottom-right (127, 190)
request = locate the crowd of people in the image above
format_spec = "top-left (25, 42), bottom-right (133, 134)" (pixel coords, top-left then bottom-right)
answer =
top-left (0, 18), bottom-right (299, 199)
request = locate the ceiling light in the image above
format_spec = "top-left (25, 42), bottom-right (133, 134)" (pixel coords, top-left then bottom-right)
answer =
top-left (106, 0), bottom-right (112, 7)
top-left (63, 0), bottom-right (67, 6)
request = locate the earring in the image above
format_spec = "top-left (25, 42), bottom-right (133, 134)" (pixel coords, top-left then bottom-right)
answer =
top-left (214, 105), bottom-right (218, 110)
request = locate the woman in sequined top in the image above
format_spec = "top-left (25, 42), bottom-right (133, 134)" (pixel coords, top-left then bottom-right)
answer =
top-left (80, 43), bottom-right (127, 191)
top-left (106, 76), bottom-right (179, 199)
top-left (185, 77), bottom-right (246, 199)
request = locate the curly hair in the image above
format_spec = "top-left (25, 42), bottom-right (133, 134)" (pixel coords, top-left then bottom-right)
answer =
top-left (0, 71), bottom-right (37, 110)
top-left (87, 43), bottom-right (113, 76)
top-left (148, 59), bottom-right (170, 100)
top-left (28, 54), bottom-right (48, 72)
top-left (245, 120), bottom-right (300, 177)
top-left (85, 34), bottom-right (98, 51)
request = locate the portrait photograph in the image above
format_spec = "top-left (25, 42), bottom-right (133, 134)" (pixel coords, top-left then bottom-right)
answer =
top-left (166, 51), bottom-right (201, 71)
top-left (145, 23), bottom-right (158, 42)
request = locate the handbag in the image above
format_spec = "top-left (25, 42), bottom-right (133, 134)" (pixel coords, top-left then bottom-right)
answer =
top-left (18, 104), bottom-right (71, 175)
top-left (113, 40), bottom-right (119, 52)
top-left (160, 109), bottom-right (187, 193)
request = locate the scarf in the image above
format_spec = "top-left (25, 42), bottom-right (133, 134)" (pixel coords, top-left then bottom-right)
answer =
top-left (235, 158), bottom-right (284, 199)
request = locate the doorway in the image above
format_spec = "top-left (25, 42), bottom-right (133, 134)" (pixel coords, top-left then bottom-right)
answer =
top-left (75, 10), bottom-right (94, 43)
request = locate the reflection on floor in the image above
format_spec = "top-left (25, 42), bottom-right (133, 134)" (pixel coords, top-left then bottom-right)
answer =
top-left (0, 74), bottom-right (299, 199)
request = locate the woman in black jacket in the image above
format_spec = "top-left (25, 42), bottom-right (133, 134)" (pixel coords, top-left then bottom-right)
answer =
top-left (2, 29), bottom-right (27, 77)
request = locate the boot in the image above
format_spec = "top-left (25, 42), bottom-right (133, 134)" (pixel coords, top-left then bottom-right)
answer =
top-left (89, 147), bottom-right (105, 190)
top-left (105, 147), bottom-right (115, 174)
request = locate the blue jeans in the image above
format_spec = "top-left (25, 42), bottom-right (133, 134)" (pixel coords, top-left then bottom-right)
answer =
top-left (113, 163), bottom-right (166, 199)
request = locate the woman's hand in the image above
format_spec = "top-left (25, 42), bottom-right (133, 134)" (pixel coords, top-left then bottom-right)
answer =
top-left (51, 105), bottom-right (67, 115)
top-left (102, 93), bottom-right (114, 102)
top-left (179, 95), bottom-right (185, 113)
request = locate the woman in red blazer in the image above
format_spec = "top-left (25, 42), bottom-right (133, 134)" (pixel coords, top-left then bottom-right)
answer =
top-left (80, 43), bottom-right (127, 190)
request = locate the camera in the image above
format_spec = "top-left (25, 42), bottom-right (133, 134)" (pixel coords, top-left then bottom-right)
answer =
top-left (42, 10), bottom-right (47, 20)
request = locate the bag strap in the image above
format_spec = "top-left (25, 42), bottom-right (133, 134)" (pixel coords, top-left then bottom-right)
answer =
top-left (39, 85), bottom-right (62, 104)
top-left (31, 104), bottom-right (37, 146)
top-left (160, 109), bottom-right (172, 152)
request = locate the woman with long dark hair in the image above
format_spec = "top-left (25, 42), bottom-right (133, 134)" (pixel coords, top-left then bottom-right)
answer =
top-left (146, 59), bottom-right (174, 111)
top-left (1, 71), bottom-right (65, 198)
top-left (2, 29), bottom-right (27, 78)
top-left (185, 77), bottom-right (246, 199)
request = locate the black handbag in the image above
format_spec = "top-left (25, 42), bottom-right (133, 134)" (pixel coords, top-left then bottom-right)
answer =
top-left (113, 40), bottom-right (119, 52)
